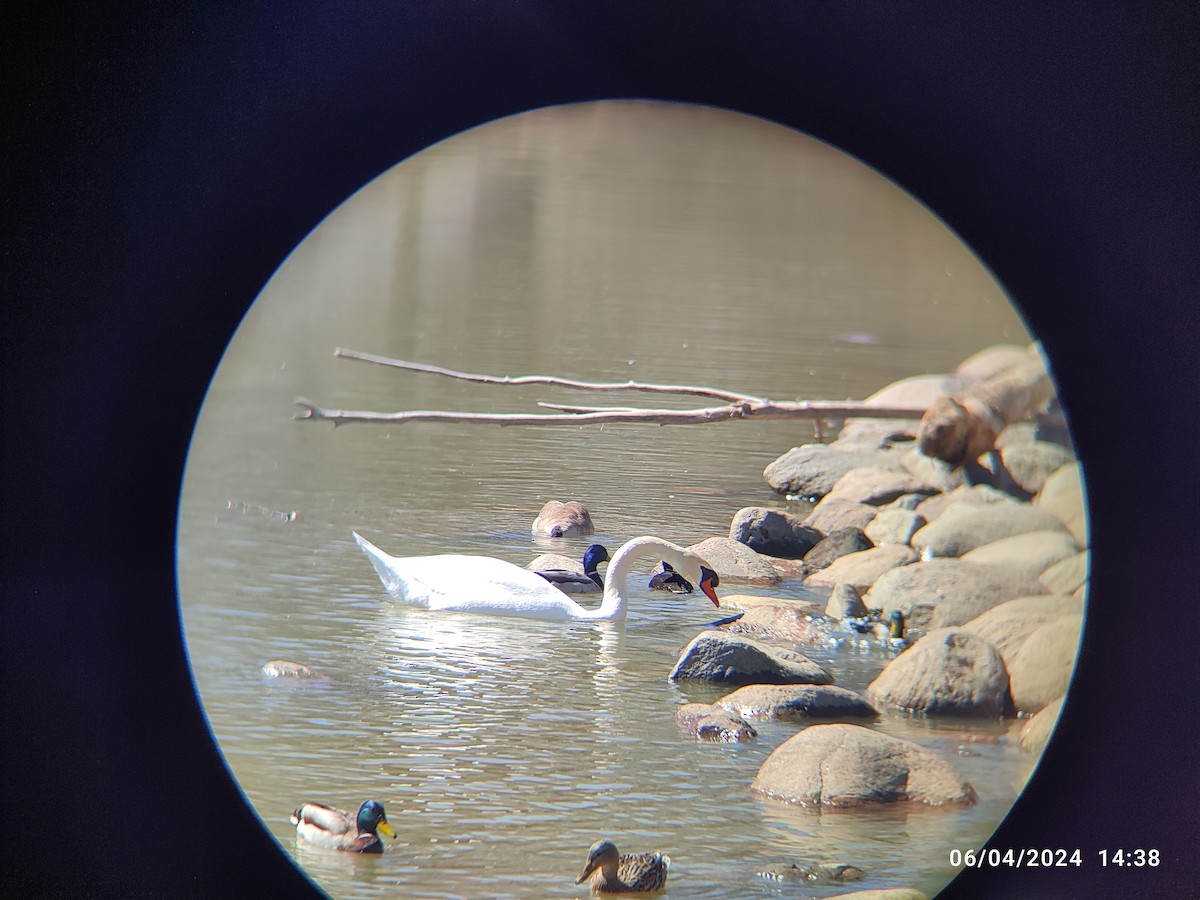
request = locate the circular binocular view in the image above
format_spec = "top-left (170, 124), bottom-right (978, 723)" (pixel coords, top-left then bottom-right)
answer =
top-left (178, 100), bottom-right (1087, 899)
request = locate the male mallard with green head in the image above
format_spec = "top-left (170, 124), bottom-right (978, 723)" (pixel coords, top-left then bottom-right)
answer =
top-left (575, 839), bottom-right (670, 893)
top-left (290, 800), bottom-right (396, 852)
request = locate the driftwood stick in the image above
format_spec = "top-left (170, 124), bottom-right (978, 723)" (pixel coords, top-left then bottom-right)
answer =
top-left (333, 347), bottom-right (767, 405)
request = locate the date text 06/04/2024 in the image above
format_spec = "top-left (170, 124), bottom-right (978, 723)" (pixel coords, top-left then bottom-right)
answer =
top-left (949, 849), bottom-right (1161, 868)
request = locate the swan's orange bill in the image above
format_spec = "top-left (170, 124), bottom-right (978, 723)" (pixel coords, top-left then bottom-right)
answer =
top-left (700, 578), bottom-right (720, 607)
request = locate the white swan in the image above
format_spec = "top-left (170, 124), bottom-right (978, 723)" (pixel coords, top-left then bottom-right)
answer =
top-left (352, 532), bottom-right (720, 621)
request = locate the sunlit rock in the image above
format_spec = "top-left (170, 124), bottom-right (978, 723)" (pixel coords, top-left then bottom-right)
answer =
top-left (668, 630), bottom-right (833, 685)
top-left (864, 559), bottom-right (1046, 628)
top-left (686, 537), bottom-right (780, 585)
top-left (912, 502), bottom-right (1071, 558)
top-left (804, 545), bottom-right (918, 594)
top-left (673, 702), bottom-right (757, 742)
top-left (1008, 616), bottom-right (1083, 715)
top-left (960, 530), bottom-right (1079, 579)
top-left (729, 506), bottom-right (822, 559)
top-left (865, 628), bottom-right (1013, 717)
top-left (716, 683), bottom-right (878, 721)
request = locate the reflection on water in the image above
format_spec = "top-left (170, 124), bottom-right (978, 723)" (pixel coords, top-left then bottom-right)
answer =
top-left (179, 101), bottom-right (1037, 898)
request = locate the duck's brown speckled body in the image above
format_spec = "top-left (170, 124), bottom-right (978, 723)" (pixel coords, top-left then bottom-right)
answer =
top-left (576, 839), bottom-right (670, 893)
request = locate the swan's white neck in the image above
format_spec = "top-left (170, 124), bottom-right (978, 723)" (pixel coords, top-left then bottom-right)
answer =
top-left (592, 536), bottom-right (696, 621)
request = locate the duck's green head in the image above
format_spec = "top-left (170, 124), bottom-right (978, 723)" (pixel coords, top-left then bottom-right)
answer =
top-left (889, 609), bottom-right (906, 639)
top-left (357, 800), bottom-right (396, 839)
top-left (582, 544), bottom-right (610, 572)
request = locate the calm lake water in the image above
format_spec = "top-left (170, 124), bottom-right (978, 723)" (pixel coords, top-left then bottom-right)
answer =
top-left (178, 101), bottom-right (1041, 898)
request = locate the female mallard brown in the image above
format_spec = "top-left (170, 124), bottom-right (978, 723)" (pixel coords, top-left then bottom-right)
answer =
top-left (290, 800), bottom-right (396, 853)
top-left (575, 839), bottom-right (670, 893)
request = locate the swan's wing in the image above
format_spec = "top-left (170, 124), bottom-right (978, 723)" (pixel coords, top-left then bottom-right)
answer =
top-left (393, 555), bottom-right (587, 618)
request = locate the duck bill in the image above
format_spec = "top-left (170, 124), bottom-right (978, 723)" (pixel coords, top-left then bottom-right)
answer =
top-left (376, 820), bottom-right (397, 839)
top-left (575, 861), bottom-right (599, 885)
top-left (700, 579), bottom-right (720, 607)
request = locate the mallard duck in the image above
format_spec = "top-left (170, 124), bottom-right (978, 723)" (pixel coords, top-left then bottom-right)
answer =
top-left (290, 800), bottom-right (396, 853)
top-left (853, 609), bottom-right (909, 646)
top-left (575, 839), bottom-right (670, 893)
top-left (531, 500), bottom-right (595, 537)
top-left (648, 561), bottom-right (694, 594)
top-left (353, 532), bottom-right (719, 621)
top-left (534, 544), bottom-right (609, 593)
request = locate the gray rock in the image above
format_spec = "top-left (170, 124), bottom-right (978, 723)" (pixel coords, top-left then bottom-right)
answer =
top-left (912, 502), bottom-right (1071, 558)
top-left (1039, 550), bottom-right (1089, 595)
top-left (1034, 462), bottom-right (1088, 548)
top-left (673, 703), bottom-right (757, 742)
top-left (686, 537), bottom-right (781, 585)
top-left (973, 441), bottom-right (1077, 497)
top-left (825, 582), bottom-right (869, 618)
top-left (960, 529), bottom-right (1080, 580)
top-left (804, 545), bottom-right (918, 594)
top-left (803, 497), bottom-right (879, 535)
top-left (898, 448), bottom-right (965, 494)
top-left (717, 604), bottom-right (824, 645)
top-left (914, 483), bottom-right (1019, 523)
top-left (804, 527), bottom-right (873, 569)
top-left (960, 595), bottom-right (1084, 667)
top-left (865, 629), bottom-right (1013, 716)
top-left (1008, 615), bottom-right (1084, 715)
top-left (764, 444), bottom-right (906, 499)
top-left (1019, 696), bottom-right (1064, 754)
top-left (669, 630), bottom-right (833, 685)
top-left (825, 467), bottom-right (936, 506)
top-left (864, 559), bottom-right (1048, 629)
top-left (717, 684), bottom-right (878, 721)
top-left (865, 508), bottom-right (927, 547)
top-left (729, 507), bottom-right (822, 559)
top-left (751, 723), bottom-right (977, 808)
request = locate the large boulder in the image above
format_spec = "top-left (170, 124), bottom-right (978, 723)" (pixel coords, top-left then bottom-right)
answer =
top-left (864, 508), bottom-right (926, 547)
top-left (960, 595), bottom-right (1084, 666)
top-left (764, 444), bottom-right (905, 499)
top-left (1008, 616), bottom-right (1084, 715)
top-left (864, 559), bottom-right (1047, 628)
top-left (686, 537), bottom-right (781, 585)
top-left (865, 629), bottom-right (1013, 716)
top-left (912, 502), bottom-right (1071, 558)
top-left (803, 497), bottom-right (879, 535)
top-left (974, 441), bottom-right (1077, 497)
top-left (717, 684), bottom-right (878, 721)
top-left (1034, 462), bottom-right (1088, 547)
top-left (960, 529), bottom-right (1080, 580)
top-left (751, 723), bottom-right (977, 808)
top-left (803, 545), bottom-right (918, 594)
top-left (1039, 550), bottom-right (1089, 595)
top-left (673, 703), bottom-right (757, 742)
top-left (825, 467), bottom-right (937, 506)
top-left (729, 507), bottom-right (822, 559)
top-left (717, 604), bottom-right (824, 645)
top-left (804, 526), bottom-right (873, 569)
top-left (914, 483), bottom-right (1019, 523)
top-left (669, 631), bottom-right (833, 685)
top-left (1019, 696), bottom-right (1065, 754)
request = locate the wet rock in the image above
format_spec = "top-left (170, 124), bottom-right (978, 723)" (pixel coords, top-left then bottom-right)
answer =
top-left (865, 628), bottom-right (1013, 717)
top-left (864, 508), bottom-right (926, 547)
top-left (804, 545), bottom-right (918, 594)
top-left (261, 660), bottom-right (320, 678)
top-left (686, 537), bottom-right (781, 585)
top-left (914, 482), bottom-right (1019, 523)
top-left (960, 529), bottom-right (1080, 579)
top-left (673, 703), bottom-right (757, 742)
top-left (803, 497), bottom-right (879, 535)
top-left (1019, 696), bottom-right (1065, 754)
top-left (717, 684), bottom-right (878, 721)
top-left (717, 604), bottom-right (824, 645)
top-left (973, 441), bottom-right (1076, 497)
top-left (763, 444), bottom-right (906, 499)
top-left (751, 723), bottom-right (977, 808)
top-left (825, 582), bottom-right (869, 618)
top-left (720, 594), bottom-right (823, 615)
top-left (756, 861), bottom-right (866, 884)
top-left (1039, 550), bottom-right (1089, 595)
top-left (765, 556), bottom-right (812, 580)
top-left (960, 595), bottom-right (1084, 666)
top-left (825, 467), bottom-right (937, 507)
top-left (912, 502), bottom-right (1071, 558)
top-left (729, 507), bottom-right (822, 559)
top-left (531, 500), bottom-right (594, 537)
top-left (1034, 462), bottom-right (1088, 547)
top-left (824, 890), bottom-right (931, 900)
top-left (1008, 615), bottom-right (1084, 715)
top-left (668, 630), bottom-right (833, 685)
top-left (864, 559), bottom-right (1047, 629)
top-left (804, 526), bottom-right (873, 569)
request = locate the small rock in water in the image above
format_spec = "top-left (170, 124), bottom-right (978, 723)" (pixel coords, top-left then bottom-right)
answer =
top-left (261, 660), bottom-right (319, 678)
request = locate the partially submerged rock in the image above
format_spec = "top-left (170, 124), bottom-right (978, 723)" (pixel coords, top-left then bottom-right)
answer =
top-left (865, 629), bottom-right (1014, 717)
top-left (687, 537), bottom-right (781, 585)
top-left (673, 703), bottom-right (757, 742)
top-left (669, 630), bottom-right (833, 685)
top-left (825, 582), bottom-right (869, 618)
top-left (717, 604), bottom-right (824, 645)
top-left (717, 684), bottom-right (878, 721)
top-left (751, 723), bottom-right (977, 808)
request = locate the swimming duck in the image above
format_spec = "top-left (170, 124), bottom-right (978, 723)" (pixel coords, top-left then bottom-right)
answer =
top-left (534, 544), bottom-right (609, 593)
top-left (353, 532), bottom-right (719, 622)
top-left (290, 800), bottom-right (396, 853)
top-left (853, 609), bottom-right (908, 646)
top-left (648, 561), bottom-right (694, 594)
top-left (575, 839), bottom-right (670, 893)
top-left (531, 500), bottom-right (595, 537)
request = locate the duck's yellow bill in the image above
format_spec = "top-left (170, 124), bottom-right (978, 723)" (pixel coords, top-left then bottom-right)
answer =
top-left (377, 820), bottom-right (397, 839)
